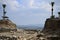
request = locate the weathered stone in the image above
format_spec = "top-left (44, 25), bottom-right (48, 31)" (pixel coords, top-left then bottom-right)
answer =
top-left (42, 18), bottom-right (60, 35)
top-left (0, 19), bottom-right (17, 32)
top-left (0, 19), bottom-right (16, 28)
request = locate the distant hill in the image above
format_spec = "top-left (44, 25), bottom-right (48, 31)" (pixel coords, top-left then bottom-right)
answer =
top-left (17, 24), bottom-right (44, 30)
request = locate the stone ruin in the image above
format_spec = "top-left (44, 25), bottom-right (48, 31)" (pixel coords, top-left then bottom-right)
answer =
top-left (0, 4), bottom-right (17, 32)
top-left (42, 2), bottom-right (60, 40)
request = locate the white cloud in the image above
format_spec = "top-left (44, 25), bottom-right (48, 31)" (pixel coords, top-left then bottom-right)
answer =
top-left (55, 5), bottom-right (60, 11)
top-left (9, 0), bottom-right (20, 10)
top-left (29, 0), bottom-right (35, 8)
top-left (0, 0), bottom-right (1, 2)
top-left (2, 0), bottom-right (20, 11)
top-left (29, 0), bottom-right (51, 11)
top-left (1, 0), bottom-right (51, 11)
top-left (39, 1), bottom-right (51, 11)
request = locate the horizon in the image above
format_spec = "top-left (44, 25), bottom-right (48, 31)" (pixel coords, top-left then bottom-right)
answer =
top-left (0, 0), bottom-right (60, 26)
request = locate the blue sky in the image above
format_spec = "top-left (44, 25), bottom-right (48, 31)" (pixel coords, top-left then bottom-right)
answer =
top-left (0, 0), bottom-right (60, 25)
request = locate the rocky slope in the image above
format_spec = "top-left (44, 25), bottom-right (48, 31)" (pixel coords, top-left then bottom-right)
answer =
top-left (0, 19), bottom-right (16, 29)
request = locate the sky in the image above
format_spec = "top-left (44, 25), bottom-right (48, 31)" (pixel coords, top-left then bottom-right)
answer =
top-left (0, 0), bottom-right (60, 25)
